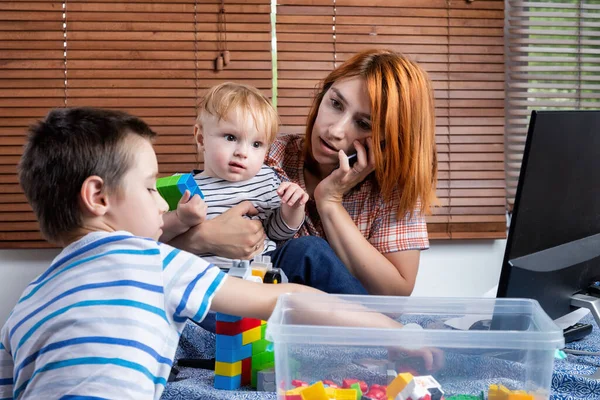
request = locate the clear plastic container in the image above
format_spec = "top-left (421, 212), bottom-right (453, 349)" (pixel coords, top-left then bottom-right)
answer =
top-left (266, 295), bottom-right (564, 399)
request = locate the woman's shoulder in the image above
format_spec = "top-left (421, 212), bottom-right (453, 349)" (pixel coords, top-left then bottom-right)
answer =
top-left (267, 134), bottom-right (303, 166)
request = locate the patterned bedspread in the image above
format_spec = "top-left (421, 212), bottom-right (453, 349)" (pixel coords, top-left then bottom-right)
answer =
top-left (162, 314), bottom-right (600, 400)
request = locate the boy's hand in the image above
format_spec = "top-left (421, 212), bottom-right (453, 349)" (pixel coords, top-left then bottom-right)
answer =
top-left (277, 182), bottom-right (309, 208)
top-left (176, 190), bottom-right (207, 227)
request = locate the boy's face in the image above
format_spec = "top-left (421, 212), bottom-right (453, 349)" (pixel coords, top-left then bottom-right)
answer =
top-left (105, 135), bottom-right (169, 240)
top-left (197, 110), bottom-right (269, 182)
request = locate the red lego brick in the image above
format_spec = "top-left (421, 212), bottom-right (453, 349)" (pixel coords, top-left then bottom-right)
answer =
top-left (241, 357), bottom-right (252, 386)
top-left (323, 379), bottom-right (339, 388)
top-left (216, 320), bottom-right (243, 336)
top-left (240, 318), bottom-right (262, 331)
top-left (342, 379), bottom-right (367, 393)
top-left (292, 379), bottom-right (308, 388)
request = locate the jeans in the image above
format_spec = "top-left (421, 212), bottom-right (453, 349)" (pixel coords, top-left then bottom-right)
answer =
top-left (199, 236), bottom-right (367, 332)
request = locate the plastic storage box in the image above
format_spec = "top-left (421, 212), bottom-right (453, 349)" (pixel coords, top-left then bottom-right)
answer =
top-left (266, 295), bottom-right (564, 399)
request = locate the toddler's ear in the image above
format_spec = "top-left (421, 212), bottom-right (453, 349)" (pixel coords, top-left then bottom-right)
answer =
top-left (80, 175), bottom-right (109, 217)
top-left (193, 124), bottom-right (205, 150)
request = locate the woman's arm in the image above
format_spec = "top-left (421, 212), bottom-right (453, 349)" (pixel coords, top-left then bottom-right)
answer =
top-left (313, 138), bottom-right (421, 296)
top-left (167, 201), bottom-right (266, 259)
top-left (317, 201), bottom-right (420, 296)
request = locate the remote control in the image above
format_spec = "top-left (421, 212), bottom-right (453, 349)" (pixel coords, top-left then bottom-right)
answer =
top-left (563, 322), bottom-right (593, 343)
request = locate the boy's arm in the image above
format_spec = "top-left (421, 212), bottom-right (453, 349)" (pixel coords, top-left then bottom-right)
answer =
top-left (0, 331), bottom-right (14, 400)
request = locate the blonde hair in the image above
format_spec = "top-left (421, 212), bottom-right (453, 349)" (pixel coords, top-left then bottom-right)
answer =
top-left (304, 49), bottom-right (438, 217)
top-left (197, 82), bottom-right (280, 145)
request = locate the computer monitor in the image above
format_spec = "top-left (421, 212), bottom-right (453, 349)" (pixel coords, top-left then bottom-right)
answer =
top-left (496, 110), bottom-right (600, 328)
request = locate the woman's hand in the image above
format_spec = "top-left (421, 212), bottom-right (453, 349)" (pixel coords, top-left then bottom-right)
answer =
top-left (168, 201), bottom-right (266, 259)
top-left (314, 138), bottom-right (375, 206)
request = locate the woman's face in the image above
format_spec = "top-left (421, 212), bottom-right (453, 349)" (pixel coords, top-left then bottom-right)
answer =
top-left (310, 76), bottom-right (372, 174)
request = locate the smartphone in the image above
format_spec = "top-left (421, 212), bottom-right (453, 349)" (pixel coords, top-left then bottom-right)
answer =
top-left (346, 140), bottom-right (385, 167)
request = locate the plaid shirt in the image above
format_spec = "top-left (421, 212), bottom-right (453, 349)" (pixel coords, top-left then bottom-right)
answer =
top-left (266, 134), bottom-right (429, 253)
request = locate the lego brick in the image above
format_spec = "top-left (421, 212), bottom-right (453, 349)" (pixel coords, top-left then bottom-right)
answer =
top-left (215, 360), bottom-right (242, 377)
top-left (489, 384), bottom-right (512, 400)
top-left (261, 323), bottom-right (267, 337)
top-left (257, 368), bottom-right (276, 392)
top-left (214, 374), bottom-right (242, 390)
top-left (334, 388), bottom-right (358, 400)
top-left (251, 361), bottom-right (274, 387)
top-left (216, 333), bottom-right (242, 349)
top-left (252, 338), bottom-right (270, 355)
top-left (299, 381), bottom-right (328, 400)
top-left (242, 325), bottom-right (262, 345)
top-left (241, 357), bottom-right (252, 386)
top-left (215, 343), bottom-right (252, 363)
top-left (252, 350), bottom-right (275, 369)
top-left (240, 318), bottom-right (262, 331)
top-left (387, 373), bottom-right (415, 399)
top-left (216, 312), bottom-right (242, 322)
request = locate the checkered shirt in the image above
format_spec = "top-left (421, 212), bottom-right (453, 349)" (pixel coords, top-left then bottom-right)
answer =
top-left (265, 134), bottom-right (429, 253)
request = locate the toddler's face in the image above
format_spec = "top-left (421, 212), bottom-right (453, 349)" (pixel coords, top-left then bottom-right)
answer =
top-left (198, 111), bottom-right (269, 182)
top-left (105, 136), bottom-right (169, 240)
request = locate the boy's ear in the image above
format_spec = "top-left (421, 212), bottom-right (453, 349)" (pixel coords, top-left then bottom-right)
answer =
top-left (80, 175), bottom-right (109, 216)
top-left (194, 124), bottom-right (205, 151)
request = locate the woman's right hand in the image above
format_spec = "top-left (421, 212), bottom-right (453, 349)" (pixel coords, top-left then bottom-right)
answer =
top-left (168, 201), bottom-right (266, 259)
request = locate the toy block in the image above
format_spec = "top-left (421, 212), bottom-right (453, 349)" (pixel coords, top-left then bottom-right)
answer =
top-left (241, 357), bottom-right (252, 386)
top-left (252, 267), bottom-right (268, 280)
top-left (508, 392), bottom-right (533, 400)
top-left (334, 388), bottom-right (359, 400)
top-left (342, 379), bottom-right (367, 393)
top-left (215, 360), bottom-right (242, 377)
top-left (176, 173), bottom-right (204, 200)
top-left (285, 387), bottom-right (305, 400)
top-left (216, 312), bottom-right (242, 322)
top-left (252, 338), bottom-right (270, 355)
top-left (299, 381), bottom-right (328, 400)
top-left (156, 173), bottom-right (204, 211)
top-left (241, 318), bottom-right (262, 331)
top-left (488, 384), bottom-right (512, 400)
top-left (292, 380), bottom-right (309, 388)
top-left (322, 380), bottom-right (338, 388)
top-left (228, 266), bottom-right (251, 280)
top-left (216, 332), bottom-right (242, 349)
top-left (257, 368), bottom-right (276, 392)
top-left (215, 343), bottom-right (252, 363)
top-left (261, 323), bottom-right (267, 337)
top-left (387, 373), bottom-right (415, 399)
top-left (414, 375), bottom-right (444, 400)
top-left (242, 325), bottom-right (262, 345)
top-left (251, 361), bottom-right (274, 387)
top-left (363, 384), bottom-right (387, 400)
top-left (324, 387), bottom-right (336, 397)
top-left (214, 374), bottom-right (242, 390)
top-left (216, 320), bottom-right (244, 336)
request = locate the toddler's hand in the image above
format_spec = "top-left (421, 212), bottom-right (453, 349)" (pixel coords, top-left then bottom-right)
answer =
top-left (176, 190), bottom-right (207, 227)
top-left (277, 182), bottom-right (309, 208)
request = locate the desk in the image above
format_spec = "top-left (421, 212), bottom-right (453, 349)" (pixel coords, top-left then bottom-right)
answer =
top-left (163, 314), bottom-right (600, 400)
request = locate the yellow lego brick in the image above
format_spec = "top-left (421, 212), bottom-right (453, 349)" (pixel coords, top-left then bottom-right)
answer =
top-left (214, 360), bottom-right (241, 377)
top-left (387, 372), bottom-right (414, 399)
top-left (508, 391), bottom-right (533, 400)
top-left (252, 267), bottom-right (267, 279)
top-left (324, 387), bottom-right (336, 397)
top-left (334, 388), bottom-right (358, 400)
top-left (261, 320), bottom-right (267, 325)
top-left (300, 381), bottom-right (329, 400)
top-left (489, 384), bottom-right (512, 400)
top-left (242, 325), bottom-right (262, 345)
top-left (285, 387), bottom-right (305, 395)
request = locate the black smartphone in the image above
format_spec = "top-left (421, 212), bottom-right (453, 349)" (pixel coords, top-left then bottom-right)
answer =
top-left (346, 140), bottom-right (385, 167)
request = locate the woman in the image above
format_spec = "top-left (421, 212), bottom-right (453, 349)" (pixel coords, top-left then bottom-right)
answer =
top-left (170, 49), bottom-right (437, 296)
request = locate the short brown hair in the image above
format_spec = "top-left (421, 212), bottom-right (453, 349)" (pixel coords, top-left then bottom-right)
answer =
top-left (18, 107), bottom-right (157, 244)
top-left (197, 82), bottom-right (280, 145)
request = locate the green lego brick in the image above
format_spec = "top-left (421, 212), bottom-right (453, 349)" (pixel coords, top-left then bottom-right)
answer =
top-left (261, 323), bottom-right (267, 338)
top-left (252, 338), bottom-right (270, 355)
top-left (156, 174), bottom-right (184, 211)
top-left (350, 382), bottom-right (361, 400)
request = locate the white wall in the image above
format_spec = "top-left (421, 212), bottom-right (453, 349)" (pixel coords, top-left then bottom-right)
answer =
top-left (0, 240), bottom-right (507, 325)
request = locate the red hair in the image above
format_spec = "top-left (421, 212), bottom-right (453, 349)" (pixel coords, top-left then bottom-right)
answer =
top-left (304, 49), bottom-right (438, 217)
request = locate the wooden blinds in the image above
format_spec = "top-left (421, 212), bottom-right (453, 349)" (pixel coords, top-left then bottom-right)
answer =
top-left (276, 0), bottom-right (507, 239)
top-left (505, 0), bottom-right (600, 208)
top-left (0, 0), bottom-right (273, 248)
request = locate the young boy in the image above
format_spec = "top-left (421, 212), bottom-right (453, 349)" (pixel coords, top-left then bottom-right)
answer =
top-left (160, 82), bottom-right (309, 268)
top-left (0, 107), bottom-right (323, 400)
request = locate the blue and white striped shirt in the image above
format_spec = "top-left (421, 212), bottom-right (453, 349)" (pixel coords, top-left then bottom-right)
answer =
top-left (0, 231), bottom-right (226, 400)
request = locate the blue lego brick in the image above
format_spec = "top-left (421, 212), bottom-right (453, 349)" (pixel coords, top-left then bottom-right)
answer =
top-left (214, 374), bottom-right (242, 390)
top-left (216, 333), bottom-right (242, 349)
top-left (216, 343), bottom-right (252, 363)
top-left (177, 173), bottom-right (204, 200)
top-left (216, 313), bottom-right (242, 322)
